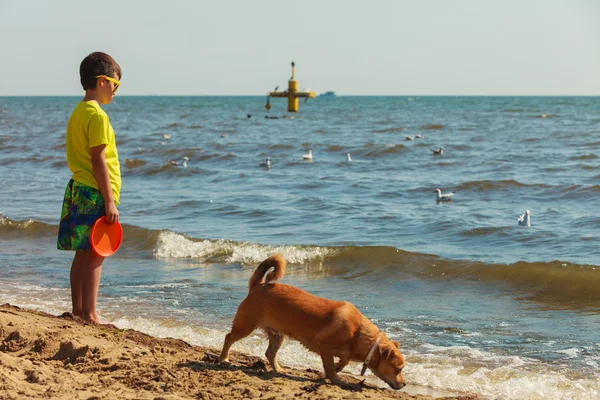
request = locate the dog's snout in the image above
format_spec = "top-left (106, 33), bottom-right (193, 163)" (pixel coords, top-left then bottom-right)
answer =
top-left (392, 381), bottom-right (406, 390)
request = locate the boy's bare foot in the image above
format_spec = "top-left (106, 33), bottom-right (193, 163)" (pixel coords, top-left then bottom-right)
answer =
top-left (81, 313), bottom-right (110, 325)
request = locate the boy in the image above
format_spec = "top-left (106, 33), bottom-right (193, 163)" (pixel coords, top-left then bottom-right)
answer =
top-left (57, 52), bottom-right (122, 324)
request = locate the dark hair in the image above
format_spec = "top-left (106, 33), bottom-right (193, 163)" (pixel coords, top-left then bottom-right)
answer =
top-left (79, 52), bottom-right (122, 90)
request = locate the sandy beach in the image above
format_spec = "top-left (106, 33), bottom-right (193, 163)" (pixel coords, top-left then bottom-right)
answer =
top-left (0, 304), bottom-right (479, 400)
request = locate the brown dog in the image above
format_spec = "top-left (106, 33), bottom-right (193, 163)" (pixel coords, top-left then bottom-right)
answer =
top-left (219, 254), bottom-right (406, 389)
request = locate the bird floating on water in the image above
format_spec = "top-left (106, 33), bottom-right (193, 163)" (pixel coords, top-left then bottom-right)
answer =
top-left (259, 157), bottom-right (271, 169)
top-left (518, 210), bottom-right (531, 227)
top-left (162, 133), bottom-right (172, 139)
top-left (431, 147), bottom-right (444, 155)
top-left (302, 149), bottom-right (313, 160)
top-left (346, 153), bottom-right (352, 162)
top-left (434, 188), bottom-right (455, 202)
top-left (415, 134), bottom-right (424, 139)
top-left (167, 156), bottom-right (189, 168)
top-left (405, 135), bottom-right (415, 141)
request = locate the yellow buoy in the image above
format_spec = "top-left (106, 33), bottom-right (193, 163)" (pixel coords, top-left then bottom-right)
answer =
top-left (268, 61), bottom-right (315, 112)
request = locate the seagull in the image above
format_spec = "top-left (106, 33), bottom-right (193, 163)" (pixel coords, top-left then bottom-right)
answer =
top-left (431, 147), bottom-right (444, 155)
top-left (405, 135), bottom-right (415, 141)
top-left (162, 133), bottom-right (172, 139)
top-left (415, 134), bottom-right (424, 139)
top-left (302, 149), bottom-right (313, 160)
top-left (434, 188), bottom-right (455, 202)
top-left (259, 157), bottom-right (271, 169)
top-left (346, 153), bottom-right (352, 162)
top-left (518, 210), bottom-right (531, 227)
top-left (167, 156), bottom-right (189, 168)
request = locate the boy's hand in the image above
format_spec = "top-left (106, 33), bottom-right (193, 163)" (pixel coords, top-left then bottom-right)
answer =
top-left (105, 202), bottom-right (119, 224)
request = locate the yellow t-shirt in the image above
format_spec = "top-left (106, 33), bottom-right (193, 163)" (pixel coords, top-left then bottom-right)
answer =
top-left (66, 101), bottom-right (121, 204)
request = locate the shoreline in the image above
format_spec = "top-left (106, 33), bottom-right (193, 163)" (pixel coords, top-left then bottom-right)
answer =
top-left (0, 303), bottom-right (478, 399)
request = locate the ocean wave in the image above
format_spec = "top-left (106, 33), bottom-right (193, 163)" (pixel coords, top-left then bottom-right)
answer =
top-left (420, 124), bottom-right (445, 130)
top-left (326, 145), bottom-right (345, 152)
top-left (3, 215), bottom-right (600, 308)
top-left (370, 126), bottom-right (407, 134)
top-left (154, 231), bottom-right (334, 266)
top-left (0, 155), bottom-right (61, 166)
top-left (124, 158), bottom-right (148, 168)
top-left (456, 179), bottom-right (531, 191)
top-left (406, 348), bottom-right (599, 400)
top-left (267, 144), bottom-right (294, 150)
top-left (163, 122), bottom-right (184, 129)
top-left (362, 144), bottom-right (406, 157)
top-left (0, 215), bottom-right (57, 236)
top-left (569, 154), bottom-right (598, 161)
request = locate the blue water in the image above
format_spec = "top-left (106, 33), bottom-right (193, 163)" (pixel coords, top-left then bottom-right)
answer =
top-left (1, 96), bottom-right (599, 399)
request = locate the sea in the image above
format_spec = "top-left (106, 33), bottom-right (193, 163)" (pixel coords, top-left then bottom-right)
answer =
top-left (1, 96), bottom-right (599, 399)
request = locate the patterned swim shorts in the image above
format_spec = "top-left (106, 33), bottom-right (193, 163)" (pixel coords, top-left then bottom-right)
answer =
top-left (57, 179), bottom-right (106, 251)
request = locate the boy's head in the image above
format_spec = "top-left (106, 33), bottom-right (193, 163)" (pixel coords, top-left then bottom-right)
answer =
top-left (80, 52), bottom-right (122, 102)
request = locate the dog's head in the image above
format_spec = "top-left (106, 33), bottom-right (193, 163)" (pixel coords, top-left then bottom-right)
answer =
top-left (370, 335), bottom-right (406, 390)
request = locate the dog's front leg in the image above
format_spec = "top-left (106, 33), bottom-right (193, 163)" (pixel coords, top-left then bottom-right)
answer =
top-left (320, 349), bottom-right (344, 386)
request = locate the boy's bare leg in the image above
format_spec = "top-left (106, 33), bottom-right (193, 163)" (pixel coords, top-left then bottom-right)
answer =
top-left (70, 250), bottom-right (104, 323)
top-left (70, 250), bottom-right (88, 318)
top-left (81, 251), bottom-right (104, 323)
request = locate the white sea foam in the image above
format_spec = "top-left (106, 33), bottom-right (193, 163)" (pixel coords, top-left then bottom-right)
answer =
top-left (0, 282), bottom-right (70, 316)
top-left (555, 348), bottom-right (582, 358)
top-left (406, 344), bottom-right (600, 400)
top-left (154, 231), bottom-right (334, 265)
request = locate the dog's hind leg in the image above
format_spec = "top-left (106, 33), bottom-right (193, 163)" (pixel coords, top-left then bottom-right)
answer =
top-left (220, 310), bottom-right (258, 363)
top-left (265, 329), bottom-right (285, 373)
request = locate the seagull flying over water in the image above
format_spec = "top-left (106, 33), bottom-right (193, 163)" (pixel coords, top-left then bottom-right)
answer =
top-left (434, 188), bottom-right (455, 202)
top-left (302, 149), bottom-right (313, 160)
top-left (518, 210), bottom-right (531, 227)
top-left (431, 147), bottom-right (444, 155)
top-left (259, 157), bottom-right (271, 169)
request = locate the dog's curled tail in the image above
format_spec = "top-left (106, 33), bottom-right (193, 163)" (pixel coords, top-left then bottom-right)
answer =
top-left (248, 254), bottom-right (287, 291)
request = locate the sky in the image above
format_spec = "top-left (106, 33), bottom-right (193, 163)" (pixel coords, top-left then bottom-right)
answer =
top-left (0, 0), bottom-right (599, 96)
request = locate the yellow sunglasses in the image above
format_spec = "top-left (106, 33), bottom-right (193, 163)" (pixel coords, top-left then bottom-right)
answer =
top-left (95, 75), bottom-right (120, 93)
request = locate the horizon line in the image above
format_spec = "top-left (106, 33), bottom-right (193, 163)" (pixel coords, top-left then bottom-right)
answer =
top-left (1, 94), bottom-right (599, 97)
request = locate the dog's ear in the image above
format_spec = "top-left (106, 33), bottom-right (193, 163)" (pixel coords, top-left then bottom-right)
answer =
top-left (378, 343), bottom-right (396, 360)
top-left (392, 340), bottom-right (400, 349)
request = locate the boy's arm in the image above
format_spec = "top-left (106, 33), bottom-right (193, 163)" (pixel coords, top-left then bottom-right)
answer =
top-left (91, 144), bottom-right (119, 223)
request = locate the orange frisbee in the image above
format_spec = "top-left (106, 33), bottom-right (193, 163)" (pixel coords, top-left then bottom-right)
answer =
top-left (90, 216), bottom-right (123, 257)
